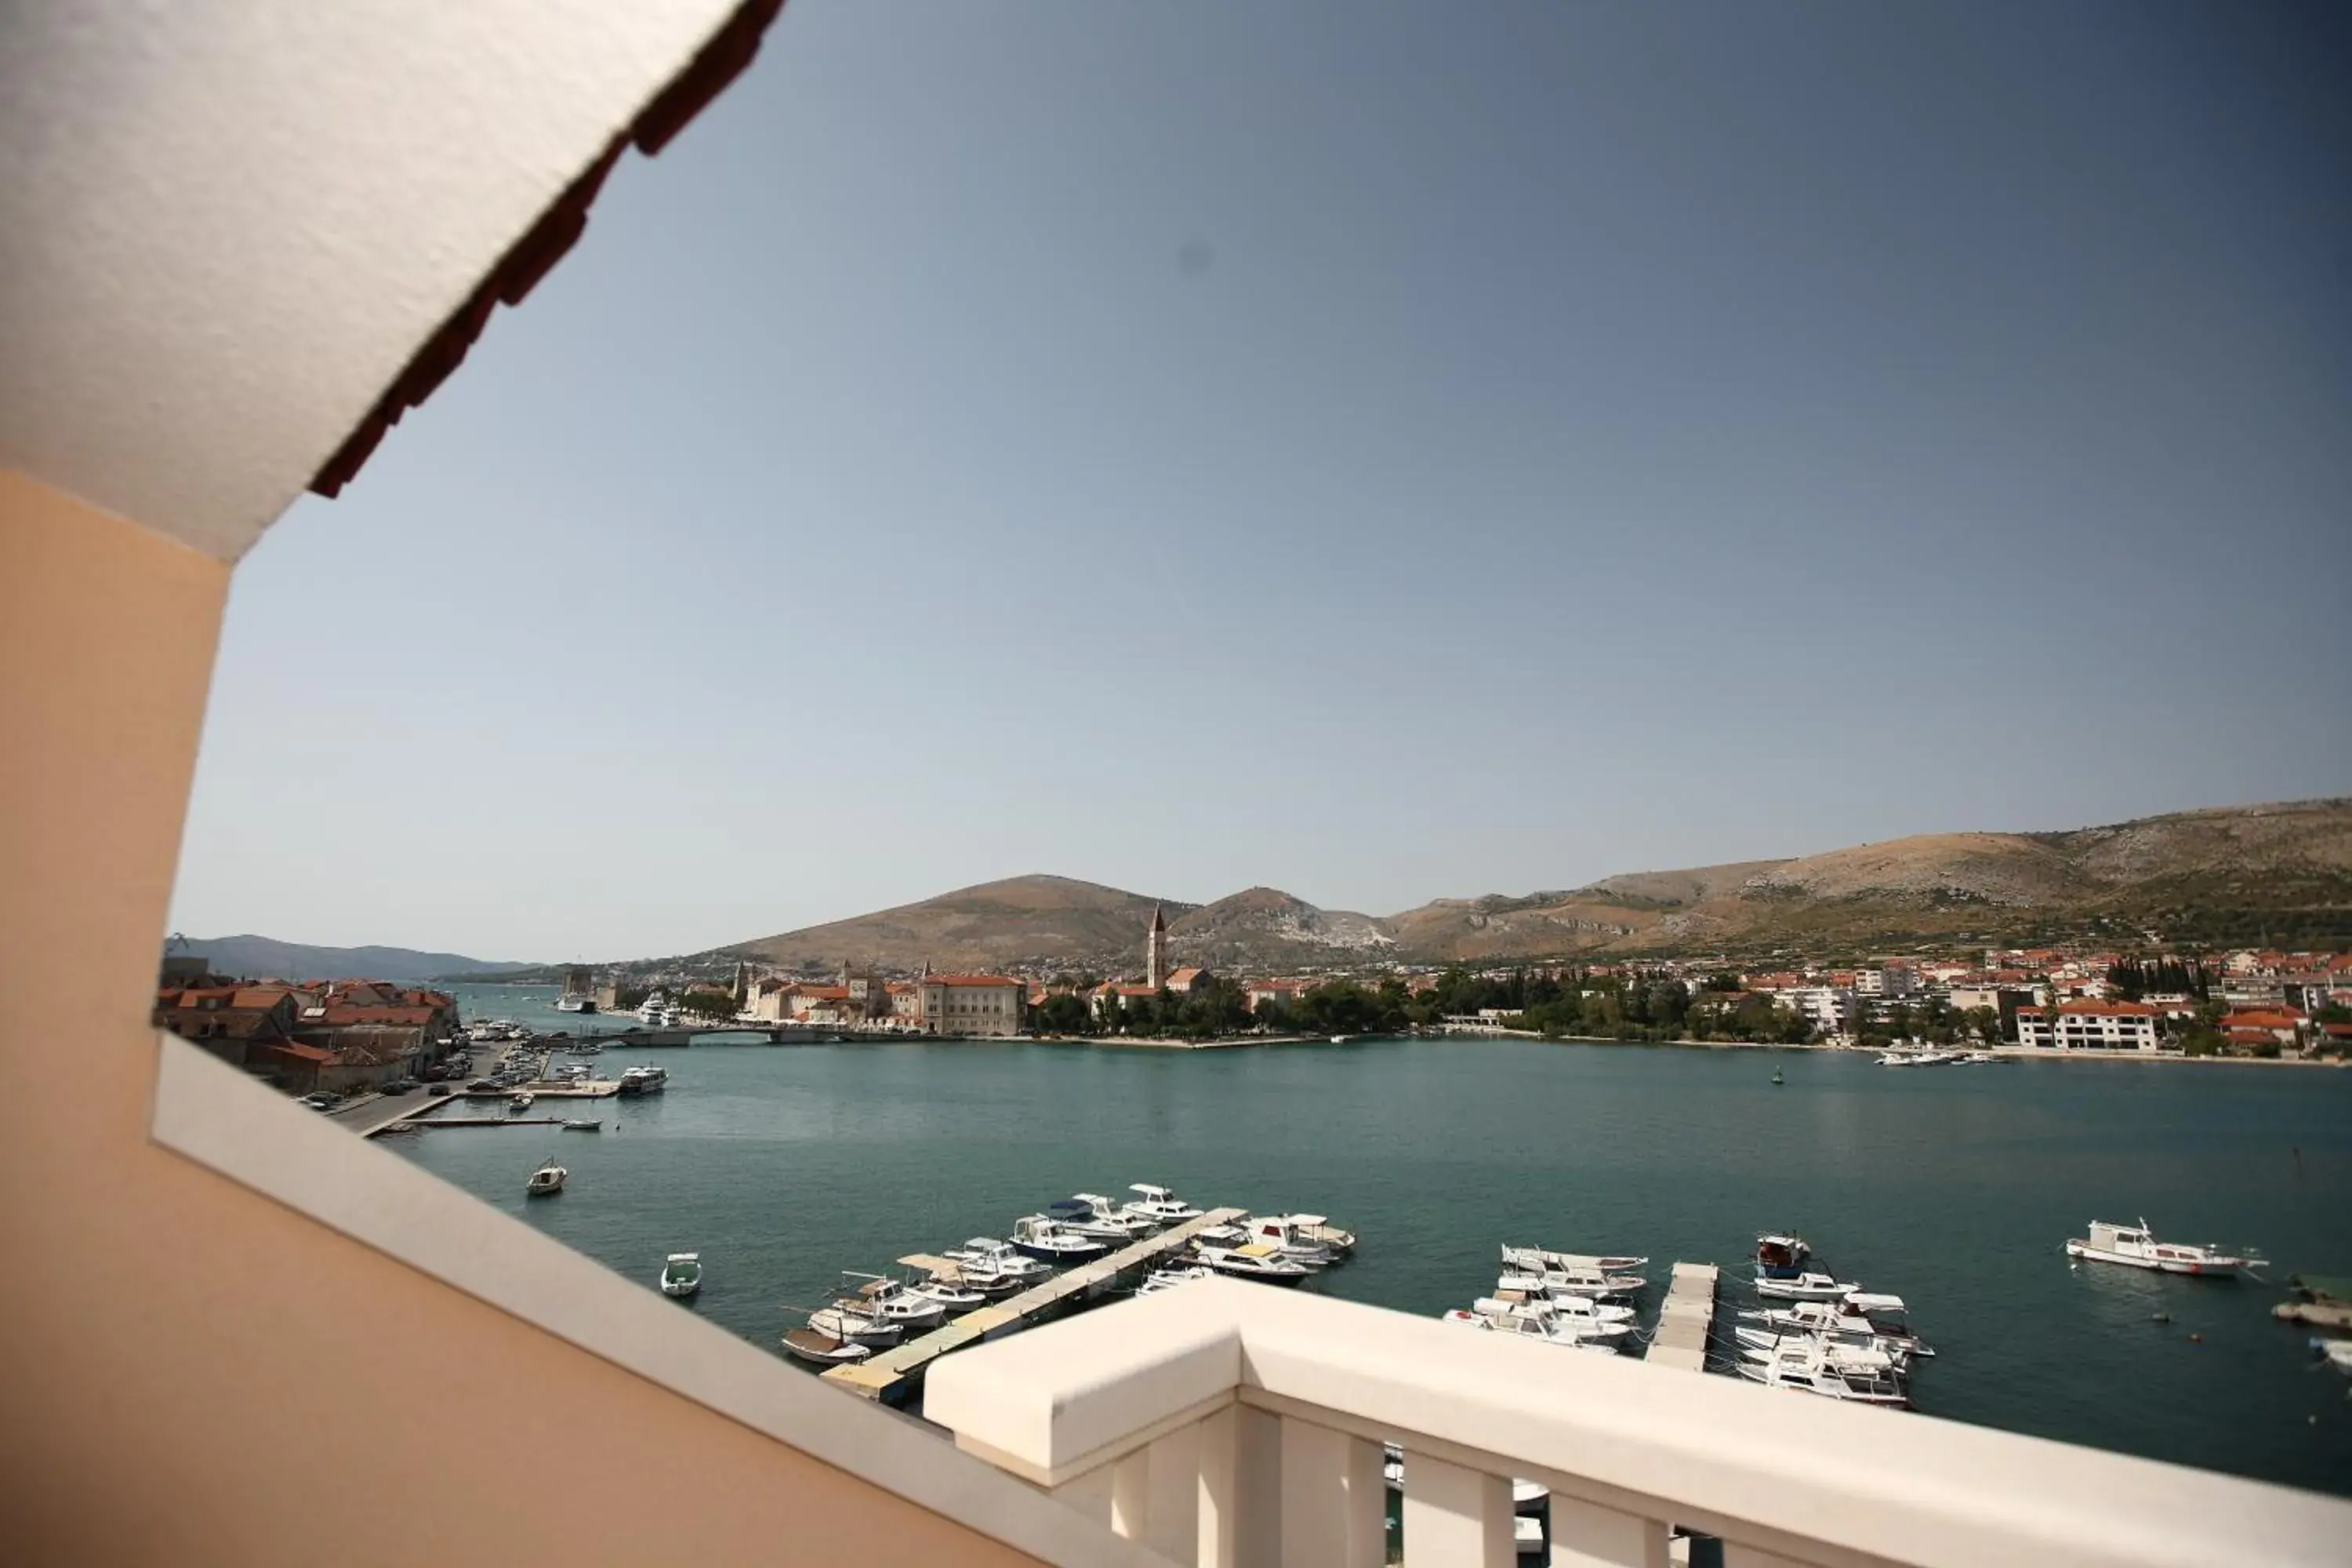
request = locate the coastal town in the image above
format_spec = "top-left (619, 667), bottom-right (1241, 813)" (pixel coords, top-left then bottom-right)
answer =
top-left (155, 905), bottom-right (2352, 1112)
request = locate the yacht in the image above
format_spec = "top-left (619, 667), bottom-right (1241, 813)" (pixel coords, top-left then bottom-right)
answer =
top-left (1008, 1214), bottom-right (1111, 1263)
top-left (840, 1273), bottom-right (948, 1330)
top-left (659, 1253), bottom-right (703, 1298)
top-left (944, 1238), bottom-right (1053, 1287)
top-left (1044, 1196), bottom-right (1156, 1243)
top-left (1123, 1184), bottom-right (1204, 1224)
top-left (1737, 1340), bottom-right (1908, 1406)
top-left (635, 993), bottom-right (670, 1025)
top-left (617, 1063), bottom-right (668, 1097)
top-left (2066, 1219), bottom-right (2259, 1277)
top-left (525, 1160), bottom-right (566, 1196)
top-left (781, 1327), bottom-right (870, 1367)
top-left (1196, 1244), bottom-right (1313, 1284)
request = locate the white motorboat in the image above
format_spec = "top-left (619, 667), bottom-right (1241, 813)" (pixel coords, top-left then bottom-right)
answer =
top-left (1754, 1270), bottom-right (1859, 1301)
top-left (1044, 1195), bottom-right (1156, 1243)
top-left (1238, 1215), bottom-right (1341, 1269)
top-left (509, 1090), bottom-right (535, 1113)
top-left (1497, 1265), bottom-right (1644, 1300)
top-left (659, 1253), bottom-right (702, 1298)
top-left (524, 1160), bottom-right (566, 1196)
top-left (2315, 1338), bottom-right (2352, 1377)
top-left (1737, 1340), bottom-right (1907, 1406)
top-left (1746, 1294), bottom-right (1933, 1358)
top-left (1475, 1293), bottom-right (1635, 1333)
top-left (781, 1328), bottom-right (870, 1367)
top-left (1196, 1243), bottom-right (1313, 1284)
top-left (1124, 1183), bottom-right (1204, 1224)
top-left (945, 1238), bottom-right (1053, 1287)
top-left (1254, 1213), bottom-right (1356, 1256)
top-left (1733, 1323), bottom-right (1915, 1370)
top-left (1136, 1265), bottom-right (1214, 1297)
top-left (904, 1272), bottom-right (989, 1312)
top-left (634, 993), bottom-right (670, 1024)
top-left (1009, 1214), bottom-right (1112, 1263)
top-left (561, 1118), bottom-right (601, 1132)
top-left (1444, 1307), bottom-right (1628, 1348)
top-left (842, 1273), bottom-right (948, 1329)
top-left (555, 993), bottom-right (593, 1014)
top-left (1753, 1234), bottom-right (1812, 1282)
top-left (617, 1063), bottom-right (668, 1096)
top-left (1501, 1244), bottom-right (1650, 1276)
top-left (807, 1305), bottom-right (902, 1349)
top-left (2066, 1218), bottom-right (2259, 1277)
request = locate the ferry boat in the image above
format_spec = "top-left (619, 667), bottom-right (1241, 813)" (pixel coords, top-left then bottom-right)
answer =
top-left (659, 1253), bottom-right (703, 1298)
top-left (2065, 1219), bottom-right (2259, 1277)
top-left (616, 1064), bottom-right (668, 1097)
top-left (525, 1160), bottom-right (566, 1196)
top-left (554, 993), bottom-right (594, 1014)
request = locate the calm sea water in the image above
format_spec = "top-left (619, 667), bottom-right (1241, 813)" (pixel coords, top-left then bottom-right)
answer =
top-left (405, 997), bottom-right (2352, 1497)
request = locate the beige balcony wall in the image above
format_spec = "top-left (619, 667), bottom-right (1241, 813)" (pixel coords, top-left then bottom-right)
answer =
top-left (0, 470), bottom-right (1048, 1567)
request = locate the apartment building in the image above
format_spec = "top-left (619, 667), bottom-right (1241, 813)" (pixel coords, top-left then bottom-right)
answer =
top-left (2015, 1000), bottom-right (2161, 1051)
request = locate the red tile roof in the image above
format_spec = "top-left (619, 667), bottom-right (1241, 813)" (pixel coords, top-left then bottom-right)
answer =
top-left (925, 975), bottom-right (1022, 988)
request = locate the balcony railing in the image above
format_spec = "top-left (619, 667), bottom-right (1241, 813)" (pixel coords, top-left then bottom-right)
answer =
top-left (926, 1276), bottom-right (2349, 1567)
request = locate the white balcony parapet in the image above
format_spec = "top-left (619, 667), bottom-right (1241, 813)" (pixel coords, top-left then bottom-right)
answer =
top-left (925, 1276), bottom-right (2351, 1568)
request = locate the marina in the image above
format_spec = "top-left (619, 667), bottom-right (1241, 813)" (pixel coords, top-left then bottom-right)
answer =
top-left (393, 1018), bottom-right (2352, 1497)
top-left (1648, 1261), bottom-right (1720, 1370)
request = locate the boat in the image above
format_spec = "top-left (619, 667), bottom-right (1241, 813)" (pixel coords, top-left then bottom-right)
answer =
top-left (635, 993), bottom-right (670, 1024)
top-left (561, 1118), bottom-right (601, 1132)
top-left (525, 1160), bottom-right (566, 1196)
top-left (1237, 1215), bottom-right (1341, 1269)
top-left (1497, 1264), bottom-right (1645, 1300)
top-left (1733, 1323), bottom-right (1917, 1370)
top-left (1045, 1195), bottom-right (1157, 1243)
top-left (2065, 1219), bottom-right (2259, 1277)
top-left (1444, 1305), bottom-right (1628, 1348)
top-left (1737, 1340), bottom-right (1907, 1406)
top-left (943, 1238), bottom-right (1053, 1287)
top-left (1197, 1244), bottom-right (1313, 1284)
top-left (554, 993), bottom-right (593, 1014)
top-left (1772, 1067), bottom-right (1785, 1086)
top-left (1124, 1183), bottom-right (1204, 1224)
top-left (659, 1253), bottom-right (703, 1298)
top-left (508, 1090), bottom-right (535, 1113)
top-left (616, 1063), bottom-right (668, 1097)
top-left (2314, 1338), bottom-right (2352, 1377)
top-left (1136, 1264), bottom-right (1214, 1296)
top-left (781, 1327), bottom-right (870, 1367)
top-left (842, 1273), bottom-right (949, 1329)
top-left (1753, 1233), bottom-right (1812, 1279)
top-left (1745, 1294), bottom-right (1933, 1358)
top-left (1473, 1293), bottom-right (1635, 1334)
top-left (904, 1272), bottom-right (989, 1312)
top-left (1256, 1212), bottom-right (1356, 1256)
top-left (1754, 1270), bottom-right (1860, 1301)
top-left (1008, 1214), bottom-right (1111, 1263)
top-left (1503, 1243), bottom-right (1650, 1276)
top-left (807, 1305), bottom-right (902, 1348)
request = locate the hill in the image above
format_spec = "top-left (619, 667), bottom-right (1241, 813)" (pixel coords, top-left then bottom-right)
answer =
top-left (705, 799), bottom-right (2352, 974)
top-left (173, 935), bottom-right (538, 983)
top-left (727, 875), bottom-right (1192, 974)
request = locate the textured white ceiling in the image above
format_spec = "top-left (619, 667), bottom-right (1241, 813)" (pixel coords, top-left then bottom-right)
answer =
top-left (0, 1), bottom-right (751, 561)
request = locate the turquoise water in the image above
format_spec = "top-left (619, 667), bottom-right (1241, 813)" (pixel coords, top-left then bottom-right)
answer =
top-left (394, 1025), bottom-right (2352, 1497)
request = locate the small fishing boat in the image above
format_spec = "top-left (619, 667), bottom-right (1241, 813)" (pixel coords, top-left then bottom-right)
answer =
top-left (1745, 1294), bottom-right (1932, 1358)
top-left (781, 1327), bottom-right (870, 1367)
top-left (1753, 1234), bottom-right (1811, 1280)
top-left (659, 1253), bottom-right (703, 1298)
top-left (509, 1090), bottom-right (535, 1113)
top-left (842, 1273), bottom-right (948, 1329)
top-left (1754, 1270), bottom-right (1858, 1301)
top-left (1498, 1265), bottom-right (1645, 1300)
top-left (1196, 1243), bottom-right (1313, 1283)
top-left (1045, 1196), bottom-right (1156, 1243)
top-left (1256, 1213), bottom-right (1356, 1256)
top-left (1008, 1214), bottom-right (1111, 1263)
top-left (1444, 1306), bottom-right (1628, 1348)
top-left (1474, 1292), bottom-right (1635, 1333)
top-left (1502, 1244), bottom-right (1650, 1276)
top-left (561, 1118), bottom-right (601, 1132)
top-left (525, 1160), bottom-right (566, 1196)
top-left (905, 1272), bottom-right (989, 1312)
top-left (943, 1238), bottom-right (1053, 1287)
top-left (807, 1305), bottom-right (902, 1349)
top-left (1136, 1264), bottom-right (1214, 1297)
top-left (2065, 1219), bottom-right (2259, 1277)
top-left (1124, 1184), bottom-right (1203, 1224)
top-left (1772, 1067), bottom-right (1785, 1086)
top-left (1238, 1215), bottom-right (1341, 1269)
top-left (2314, 1338), bottom-right (2352, 1377)
top-left (1737, 1340), bottom-right (1907, 1406)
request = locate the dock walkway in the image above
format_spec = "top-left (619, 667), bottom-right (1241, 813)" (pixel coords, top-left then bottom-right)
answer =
top-left (1646, 1261), bottom-right (1719, 1371)
top-left (825, 1207), bottom-right (1246, 1402)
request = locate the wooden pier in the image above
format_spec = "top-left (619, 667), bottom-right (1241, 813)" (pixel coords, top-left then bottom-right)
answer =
top-left (824, 1207), bottom-right (1246, 1403)
top-left (409, 1115), bottom-right (575, 1128)
top-left (1646, 1261), bottom-right (1719, 1371)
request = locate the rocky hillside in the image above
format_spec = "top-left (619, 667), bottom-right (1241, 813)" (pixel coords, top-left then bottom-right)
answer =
top-left (711, 799), bottom-right (2352, 973)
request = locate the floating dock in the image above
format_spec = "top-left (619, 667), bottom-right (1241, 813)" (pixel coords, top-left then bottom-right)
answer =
top-left (1646, 1261), bottom-right (1719, 1370)
top-left (408, 1115), bottom-right (574, 1128)
top-left (824, 1207), bottom-right (1246, 1403)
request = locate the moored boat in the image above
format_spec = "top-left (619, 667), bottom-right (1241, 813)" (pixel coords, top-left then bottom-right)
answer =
top-left (659, 1252), bottom-right (703, 1298)
top-left (509, 1090), bottom-right (534, 1113)
top-left (1502, 1243), bottom-right (1650, 1276)
top-left (781, 1327), bottom-right (870, 1367)
top-left (1124, 1183), bottom-right (1203, 1224)
top-left (1754, 1270), bottom-right (1858, 1301)
top-left (1196, 1243), bottom-right (1313, 1284)
top-left (944, 1238), bottom-right (1053, 1287)
top-left (808, 1304), bottom-right (902, 1348)
top-left (525, 1159), bottom-right (566, 1196)
top-left (1008, 1214), bottom-right (1111, 1263)
top-left (1136, 1264), bottom-right (1214, 1297)
top-left (1753, 1234), bottom-right (1811, 1280)
top-left (561, 1118), bottom-right (601, 1132)
top-left (1744, 1294), bottom-right (1932, 1358)
top-left (1045, 1195), bottom-right (1156, 1243)
top-left (842, 1272), bottom-right (948, 1329)
top-left (1737, 1339), bottom-right (1907, 1406)
top-left (2065, 1218), bottom-right (2259, 1277)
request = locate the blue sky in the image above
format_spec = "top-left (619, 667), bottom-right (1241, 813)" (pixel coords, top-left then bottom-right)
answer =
top-left (171, 1), bottom-right (2351, 960)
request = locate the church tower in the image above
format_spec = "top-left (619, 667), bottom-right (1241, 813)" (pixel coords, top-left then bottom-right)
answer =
top-left (1147, 903), bottom-right (1170, 990)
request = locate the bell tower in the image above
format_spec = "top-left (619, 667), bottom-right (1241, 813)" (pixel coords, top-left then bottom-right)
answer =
top-left (1147, 903), bottom-right (1170, 990)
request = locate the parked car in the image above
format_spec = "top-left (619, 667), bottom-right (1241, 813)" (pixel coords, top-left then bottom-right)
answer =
top-left (379, 1080), bottom-right (414, 1096)
top-left (301, 1093), bottom-right (335, 1110)
top-left (428, 1083), bottom-right (452, 1097)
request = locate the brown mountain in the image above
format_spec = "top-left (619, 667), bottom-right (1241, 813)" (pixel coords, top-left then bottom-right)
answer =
top-left (713, 799), bottom-right (2352, 974)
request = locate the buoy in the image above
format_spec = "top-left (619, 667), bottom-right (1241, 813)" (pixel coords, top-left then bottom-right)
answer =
top-left (2188, 1332), bottom-right (2203, 1344)
top-left (2153, 1312), bottom-right (2172, 1323)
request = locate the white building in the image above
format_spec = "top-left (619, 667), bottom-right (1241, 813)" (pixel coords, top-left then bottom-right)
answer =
top-left (2016, 1001), bottom-right (2161, 1051)
top-left (1777, 986), bottom-right (1853, 1033)
top-left (919, 975), bottom-right (1025, 1037)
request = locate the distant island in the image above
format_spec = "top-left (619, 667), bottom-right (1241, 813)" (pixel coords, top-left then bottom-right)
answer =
top-left (165, 935), bottom-right (539, 985)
